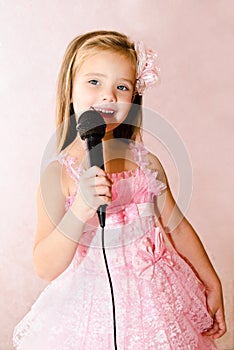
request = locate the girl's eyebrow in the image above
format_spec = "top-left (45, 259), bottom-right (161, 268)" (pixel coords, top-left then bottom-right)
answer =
top-left (84, 73), bottom-right (105, 77)
top-left (84, 73), bottom-right (134, 86)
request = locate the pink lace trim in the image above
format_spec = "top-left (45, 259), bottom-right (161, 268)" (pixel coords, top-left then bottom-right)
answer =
top-left (60, 142), bottom-right (167, 211)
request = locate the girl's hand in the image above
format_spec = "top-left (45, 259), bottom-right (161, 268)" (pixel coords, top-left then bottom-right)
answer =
top-left (71, 166), bottom-right (112, 222)
top-left (203, 285), bottom-right (226, 339)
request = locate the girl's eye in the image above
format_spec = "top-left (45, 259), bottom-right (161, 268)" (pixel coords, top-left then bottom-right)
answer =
top-left (117, 85), bottom-right (129, 91)
top-left (89, 79), bottom-right (100, 85)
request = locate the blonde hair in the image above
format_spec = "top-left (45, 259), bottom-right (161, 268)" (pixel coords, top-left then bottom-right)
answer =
top-left (56, 30), bottom-right (142, 153)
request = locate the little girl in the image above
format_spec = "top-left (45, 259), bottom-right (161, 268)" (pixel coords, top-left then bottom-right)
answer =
top-left (13, 30), bottom-right (226, 349)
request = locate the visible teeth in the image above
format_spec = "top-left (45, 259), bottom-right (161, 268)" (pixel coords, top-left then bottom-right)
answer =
top-left (96, 108), bottom-right (115, 114)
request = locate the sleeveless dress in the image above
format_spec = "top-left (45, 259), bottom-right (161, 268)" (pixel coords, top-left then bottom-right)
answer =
top-left (13, 142), bottom-right (217, 350)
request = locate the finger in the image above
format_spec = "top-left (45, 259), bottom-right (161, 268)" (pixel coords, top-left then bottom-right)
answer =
top-left (203, 322), bottom-right (219, 336)
top-left (78, 179), bottom-right (112, 202)
top-left (212, 312), bottom-right (227, 339)
top-left (80, 174), bottom-right (112, 192)
top-left (97, 195), bottom-right (112, 205)
top-left (79, 182), bottom-right (111, 198)
top-left (212, 327), bottom-right (226, 339)
top-left (90, 165), bottom-right (106, 177)
top-left (77, 189), bottom-right (111, 211)
top-left (94, 176), bottom-right (112, 188)
top-left (83, 168), bottom-right (112, 188)
top-left (203, 313), bottom-right (227, 339)
top-left (94, 186), bottom-right (112, 198)
top-left (81, 166), bottom-right (106, 181)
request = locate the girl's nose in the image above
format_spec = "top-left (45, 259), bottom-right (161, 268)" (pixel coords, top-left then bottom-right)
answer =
top-left (101, 88), bottom-right (117, 103)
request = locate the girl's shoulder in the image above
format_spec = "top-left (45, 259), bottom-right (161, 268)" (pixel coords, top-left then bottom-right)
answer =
top-left (41, 139), bottom-right (83, 199)
top-left (128, 142), bottom-right (167, 184)
top-left (145, 151), bottom-right (167, 184)
top-left (47, 139), bottom-right (85, 175)
top-left (40, 158), bottom-right (69, 199)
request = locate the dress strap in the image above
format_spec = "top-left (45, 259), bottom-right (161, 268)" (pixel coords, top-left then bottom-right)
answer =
top-left (129, 142), bottom-right (150, 170)
top-left (59, 154), bottom-right (82, 185)
top-left (129, 141), bottom-right (167, 195)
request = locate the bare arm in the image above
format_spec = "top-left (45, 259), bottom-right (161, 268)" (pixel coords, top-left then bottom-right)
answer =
top-left (33, 161), bottom-right (112, 281)
top-left (156, 171), bottom-right (226, 339)
top-left (157, 187), bottom-right (220, 288)
top-left (146, 150), bottom-right (226, 338)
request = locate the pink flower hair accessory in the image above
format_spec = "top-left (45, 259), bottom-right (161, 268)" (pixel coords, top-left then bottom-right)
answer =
top-left (135, 41), bottom-right (160, 95)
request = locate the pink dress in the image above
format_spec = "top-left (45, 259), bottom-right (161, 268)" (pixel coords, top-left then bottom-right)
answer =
top-left (13, 143), bottom-right (217, 350)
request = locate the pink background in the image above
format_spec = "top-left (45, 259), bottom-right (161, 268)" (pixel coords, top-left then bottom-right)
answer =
top-left (0, 1), bottom-right (233, 349)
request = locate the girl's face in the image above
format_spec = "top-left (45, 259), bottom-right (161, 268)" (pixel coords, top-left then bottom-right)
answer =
top-left (72, 51), bottom-right (136, 136)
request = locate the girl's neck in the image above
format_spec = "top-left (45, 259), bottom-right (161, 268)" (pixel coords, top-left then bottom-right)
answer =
top-left (103, 130), bottom-right (114, 141)
top-left (103, 138), bottom-right (137, 174)
top-left (64, 137), bottom-right (138, 174)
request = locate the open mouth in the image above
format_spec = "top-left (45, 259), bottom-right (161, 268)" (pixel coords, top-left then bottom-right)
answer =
top-left (93, 107), bottom-right (116, 119)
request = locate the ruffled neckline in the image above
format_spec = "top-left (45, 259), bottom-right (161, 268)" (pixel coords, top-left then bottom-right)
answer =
top-left (61, 154), bottom-right (139, 175)
top-left (58, 142), bottom-right (142, 179)
top-left (58, 141), bottom-right (166, 188)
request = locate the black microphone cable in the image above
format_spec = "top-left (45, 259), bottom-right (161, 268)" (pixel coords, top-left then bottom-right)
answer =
top-left (76, 110), bottom-right (118, 349)
top-left (98, 208), bottom-right (118, 350)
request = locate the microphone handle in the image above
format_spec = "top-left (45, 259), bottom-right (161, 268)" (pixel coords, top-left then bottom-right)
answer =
top-left (97, 204), bottom-right (107, 228)
top-left (86, 137), bottom-right (107, 228)
top-left (86, 136), bottom-right (105, 169)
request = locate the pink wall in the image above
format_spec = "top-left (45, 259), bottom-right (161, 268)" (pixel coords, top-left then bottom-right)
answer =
top-left (1, 1), bottom-right (233, 349)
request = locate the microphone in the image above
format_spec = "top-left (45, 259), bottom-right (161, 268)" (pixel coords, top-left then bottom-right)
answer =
top-left (76, 109), bottom-right (107, 228)
top-left (77, 110), bottom-right (118, 349)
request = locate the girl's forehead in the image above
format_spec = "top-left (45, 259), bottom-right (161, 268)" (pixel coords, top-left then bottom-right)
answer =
top-left (73, 49), bottom-right (136, 74)
top-left (77, 54), bottom-right (136, 84)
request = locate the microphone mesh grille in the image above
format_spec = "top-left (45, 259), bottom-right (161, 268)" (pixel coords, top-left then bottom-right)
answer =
top-left (76, 110), bottom-right (106, 140)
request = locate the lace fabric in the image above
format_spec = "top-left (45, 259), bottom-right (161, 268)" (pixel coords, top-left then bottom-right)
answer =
top-left (13, 142), bottom-right (217, 350)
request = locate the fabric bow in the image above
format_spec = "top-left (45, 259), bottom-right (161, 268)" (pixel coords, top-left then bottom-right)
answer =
top-left (123, 203), bottom-right (139, 224)
top-left (132, 226), bottom-right (173, 280)
top-left (106, 203), bottom-right (140, 226)
top-left (135, 41), bottom-right (160, 95)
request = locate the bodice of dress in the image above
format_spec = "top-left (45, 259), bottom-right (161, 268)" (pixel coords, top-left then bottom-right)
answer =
top-left (59, 142), bottom-right (169, 276)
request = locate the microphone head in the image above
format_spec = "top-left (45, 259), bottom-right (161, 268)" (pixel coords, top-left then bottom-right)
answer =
top-left (76, 110), bottom-right (106, 140)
